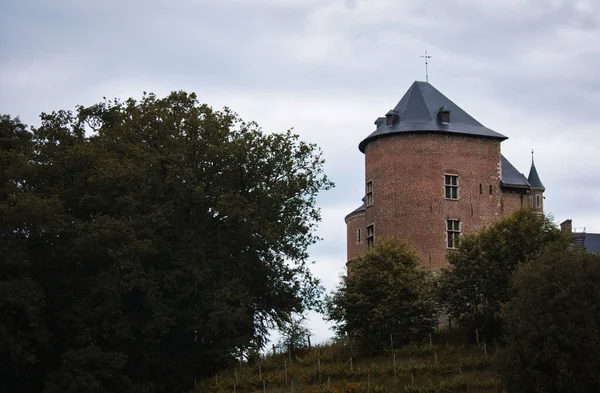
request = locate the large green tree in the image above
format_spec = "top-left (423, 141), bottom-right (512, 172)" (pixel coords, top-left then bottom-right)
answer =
top-left (438, 208), bottom-right (568, 337)
top-left (499, 249), bottom-right (600, 393)
top-left (0, 93), bottom-right (332, 393)
top-left (326, 238), bottom-right (438, 352)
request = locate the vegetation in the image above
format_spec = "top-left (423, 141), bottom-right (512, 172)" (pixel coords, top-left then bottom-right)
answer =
top-left (499, 249), bottom-right (600, 393)
top-left (277, 313), bottom-right (311, 355)
top-left (0, 92), bottom-right (332, 393)
top-left (326, 238), bottom-right (438, 352)
top-left (195, 332), bottom-right (501, 393)
top-left (437, 208), bottom-right (568, 337)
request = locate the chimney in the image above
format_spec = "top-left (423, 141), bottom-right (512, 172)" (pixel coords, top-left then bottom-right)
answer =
top-left (560, 219), bottom-right (572, 235)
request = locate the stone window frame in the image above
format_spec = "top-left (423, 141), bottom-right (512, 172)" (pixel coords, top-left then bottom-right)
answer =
top-left (444, 174), bottom-right (459, 200)
top-left (366, 180), bottom-right (374, 207)
top-left (446, 219), bottom-right (461, 249)
top-left (366, 224), bottom-right (375, 249)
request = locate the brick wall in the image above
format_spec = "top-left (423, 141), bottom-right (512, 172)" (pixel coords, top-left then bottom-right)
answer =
top-left (500, 189), bottom-right (527, 216)
top-left (361, 133), bottom-right (504, 270)
top-left (345, 211), bottom-right (366, 265)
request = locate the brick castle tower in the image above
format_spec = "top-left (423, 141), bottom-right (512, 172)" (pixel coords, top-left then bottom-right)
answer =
top-left (345, 81), bottom-right (544, 270)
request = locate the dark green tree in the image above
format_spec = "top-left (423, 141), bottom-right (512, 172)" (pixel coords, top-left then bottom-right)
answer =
top-left (438, 208), bottom-right (568, 337)
top-left (326, 238), bottom-right (437, 352)
top-left (0, 92), bottom-right (332, 393)
top-left (0, 115), bottom-right (50, 393)
top-left (499, 249), bottom-right (600, 393)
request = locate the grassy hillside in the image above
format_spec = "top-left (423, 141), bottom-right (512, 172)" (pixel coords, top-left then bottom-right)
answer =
top-left (194, 331), bottom-right (503, 393)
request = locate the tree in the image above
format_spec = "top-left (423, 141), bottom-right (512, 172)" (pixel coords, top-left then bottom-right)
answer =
top-left (277, 313), bottom-right (311, 355)
top-left (438, 208), bottom-right (569, 336)
top-left (0, 92), bottom-right (332, 393)
top-left (0, 115), bottom-right (49, 393)
top-left (498, 249), bottom-right (600, 393)
top-left (326, 238), bottom-right (438, 352)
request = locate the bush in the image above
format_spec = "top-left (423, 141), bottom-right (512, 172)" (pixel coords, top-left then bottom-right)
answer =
top-left (326, 238), bottom-right (438, 352)
top-left (498, 249), bottom-right (600, 392)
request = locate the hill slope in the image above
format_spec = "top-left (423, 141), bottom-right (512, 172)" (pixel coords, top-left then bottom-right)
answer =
top-left (195, 332), bottom-right (502, 393)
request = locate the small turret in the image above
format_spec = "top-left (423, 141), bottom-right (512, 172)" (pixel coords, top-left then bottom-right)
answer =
top-left (528, 150), bottom-right (545, 213)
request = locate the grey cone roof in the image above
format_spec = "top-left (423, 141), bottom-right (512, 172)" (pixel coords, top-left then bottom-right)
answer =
top-left (528, 163), bottom-right (545, 189)
top-left (359, 81), bottom-right (507, 153)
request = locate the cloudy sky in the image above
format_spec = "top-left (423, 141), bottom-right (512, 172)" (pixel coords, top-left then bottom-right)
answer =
top-left (2, 0), bottom-right (600, 344)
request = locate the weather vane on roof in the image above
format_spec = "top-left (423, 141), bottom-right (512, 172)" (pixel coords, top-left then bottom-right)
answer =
top-left (420, 50), bottom-right (432, 83)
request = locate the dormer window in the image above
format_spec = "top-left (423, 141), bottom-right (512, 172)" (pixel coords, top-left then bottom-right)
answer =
top-left (385, 110), bottom-right (398, 126)
top-left (437, 106), bottom-right (450, 124)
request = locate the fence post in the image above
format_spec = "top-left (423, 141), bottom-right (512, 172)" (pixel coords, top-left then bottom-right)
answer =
top-left (318, 356), bottom-right (321, 383)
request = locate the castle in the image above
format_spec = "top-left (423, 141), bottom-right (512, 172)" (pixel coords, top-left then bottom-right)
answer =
top-left (345, 81), bottom-right (545, 270)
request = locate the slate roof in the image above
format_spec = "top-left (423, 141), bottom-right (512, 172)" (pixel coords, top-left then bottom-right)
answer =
top-left (359, 81), bottom-right (507, 152)
top-left (500, 155), bottom-right (530, 188)
top-left (528, 162), bottom-right (545, 189)
top-left (584, 234), bottom-right (600, 254)
top-left (344, 202), bottom-right (365, 223)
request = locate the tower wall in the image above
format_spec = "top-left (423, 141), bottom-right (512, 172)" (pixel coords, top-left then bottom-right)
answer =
top-left (345, 211), bottom-right (366, 266)
top-left (500, 189), bottom-right (528, 215)
top-left (363, 133), bottom-right (503, 270)
top-left (529, 187), bottom-right (544, 214)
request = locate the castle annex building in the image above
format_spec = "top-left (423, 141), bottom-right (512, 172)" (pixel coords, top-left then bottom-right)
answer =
top-left (345, 81), bottom-right (545, 270)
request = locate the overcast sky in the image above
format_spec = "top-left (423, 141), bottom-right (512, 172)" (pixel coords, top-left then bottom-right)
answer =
top-left (2, 0), bottom-right (600, 345)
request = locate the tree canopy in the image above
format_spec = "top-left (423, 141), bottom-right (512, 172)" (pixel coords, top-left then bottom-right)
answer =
top-left (437, 208), bottom-right (569, 336)
top-left (0, 92), bottom-right (332, 393)
top-left (326, 238), bottom-right (438, 352)
top-left (499, 249), bottom-right (600, 393)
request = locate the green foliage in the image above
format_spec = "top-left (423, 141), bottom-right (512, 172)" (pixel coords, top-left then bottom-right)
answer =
top-left (197, 333), bottom-right (500, 393)
top-left (277, 313), bottom-right (311, 354)
top-left (326, 238), bottom-right (438, 352)
top-left (438, 208), bottom-right (568, 336)
top-left (498, 249), bottom-right (600, 393)
top-left (0, 93), bottom-right (332, 392)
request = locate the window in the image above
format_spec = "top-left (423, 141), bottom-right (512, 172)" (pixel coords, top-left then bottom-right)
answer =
top-left (437, 106), bottom-right (450, 123)
top-left (366, 181), bottom-right (373, 206)
top-left (444, 175), bottom-right (458, 199)
top-left (447, 220), bottom-right (461, 248)
top-left (357, 228), bottom-right (362, 243)
top-left (536, 195), bottom-right (540, 207)
top-left (479, 184), bottom-right (483, 194)
top-left (489, 185), bottom-right (493, 195)
top-left (386, 115), bottom-right (393, 126)
top-left (366, 225), bottom-right (374, 249)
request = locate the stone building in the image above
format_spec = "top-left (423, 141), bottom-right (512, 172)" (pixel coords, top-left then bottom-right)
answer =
top-left (345, 81), bottom-right (544, 270)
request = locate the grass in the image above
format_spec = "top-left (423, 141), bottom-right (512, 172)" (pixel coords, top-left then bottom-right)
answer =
top-left (193, 331), bottom-right (503, 393)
